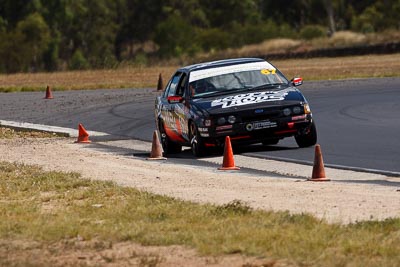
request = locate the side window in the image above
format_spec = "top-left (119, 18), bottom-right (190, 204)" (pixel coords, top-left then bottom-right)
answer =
top-left (162, 79), bottom-right (172, 98)
top-left (167, 73), bottom-right (181, 97)
top-left (163, 72), bottom-right (187, 98)
top-left (176, 73), bottom-right (187, 96)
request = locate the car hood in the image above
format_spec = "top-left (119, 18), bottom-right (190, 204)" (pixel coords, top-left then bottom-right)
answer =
top-left (191, 87), bottom-right (305, 115)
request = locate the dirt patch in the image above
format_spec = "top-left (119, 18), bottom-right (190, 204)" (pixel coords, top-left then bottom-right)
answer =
top-left (1, 137), bottom-right (400, 266)
top-left (1, 137), bottom-right (399, 224)
top-left (0, 239), bottom-right (280, 267)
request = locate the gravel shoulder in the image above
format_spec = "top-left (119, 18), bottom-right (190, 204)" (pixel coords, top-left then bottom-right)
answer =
top-left (1, 137), bottom-right (399, 224)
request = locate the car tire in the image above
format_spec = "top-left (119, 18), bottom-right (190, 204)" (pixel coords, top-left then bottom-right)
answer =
top-left (190, 122), bottom-right (207, 157)
top-left (295, 121), bottom-right (317, 148)
top-left (158, 121), bottom-right (182, 154)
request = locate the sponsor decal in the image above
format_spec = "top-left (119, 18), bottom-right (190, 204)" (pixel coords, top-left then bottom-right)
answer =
top-left (246, 124), bottom-right (254, 131)
top-left (211, 91), bottom-right (289, 109)
top-left (246, 120), bottom-right (277, 131)
top-left (161, 110), bottom-right (189, 137)
top-left (189, 62), bottom-right (275, 82)
top-left (175, 118), bottom-right (182, 134)
top-left (216, 125), bottom-right (233, 131)
top-left (260, 69), bottom-right (276, 75)
top-left (292, 114), bottom-right (307, 121)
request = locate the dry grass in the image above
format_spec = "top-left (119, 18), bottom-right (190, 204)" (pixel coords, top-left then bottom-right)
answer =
top-left (311, 31), bottom-right (367, 48)
top-left (1, 161), bottom-right (400, 267)
top-left (0, 66), bottom-right (177, 92)
top-left (202, 30), bottom-right (400, 58)
top-left (273, 53), bottom-right (400, 80)
top-left (198, 38), bottom-right (303, 60)
top-left (0, 127), bottom-right (61, 138)
top-left (0, 53), bottom-right (400, 93)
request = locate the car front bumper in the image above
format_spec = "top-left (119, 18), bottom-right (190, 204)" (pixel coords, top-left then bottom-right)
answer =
top-left (199, 114), bottom-right (313, 146)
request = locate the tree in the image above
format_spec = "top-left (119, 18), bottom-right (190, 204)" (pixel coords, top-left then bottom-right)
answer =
top-left (0, 30), bottom-right (30, 72)
top-left (0, 0), bottom-right (41, 29)
top-left (323, 0), bottom-right (336, 34)
top-left (200, 0), bottom-right (260, 28)
top-left (16, 12), bottom-right (50, 70)
top-left (154, 13), bottom-right (194, 58)
top-left (115, 0), bottom-right (164, 60)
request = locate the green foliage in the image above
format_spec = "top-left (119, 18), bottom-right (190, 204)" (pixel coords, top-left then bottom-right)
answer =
top-left (351, 6), bottom-right (382, 33)
top-left (154, 14), bottom-right (195, 58)
top-left (196, 28), bottom-right (231, 51)
top-left (0, 12), bottom-right (50, 72)
top-left (69, 49), bottom-right (89, 70)
top-left (0, 17), bottom-right (6, 33)
top-left (200, 0), bottom-right (261, 28)
top-left (231, 20), bottom-right (290, 47)
top-left (133, 52), bottom-right (148, 66)
top-left (42, 35), bottom-right (60, 71)
top-left (16, 12), bottom-right (50, 69)
top-left (300, 25), bottom-right (327, 40)
top-left (0, 0), bottom-right (400, 72)
top-left (0, 31), bottom-right (30, 72)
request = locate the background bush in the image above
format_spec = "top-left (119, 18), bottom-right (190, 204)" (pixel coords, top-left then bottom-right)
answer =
top-left (300, 25), bottom-right (327, 40)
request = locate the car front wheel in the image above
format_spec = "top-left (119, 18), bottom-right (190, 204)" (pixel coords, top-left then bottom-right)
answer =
top-left (190, 122), bottom-right (207, 157)
top-left (158, 121), bottom-right (182, 154)
top-left (295, 121), bottom-right (317, 148)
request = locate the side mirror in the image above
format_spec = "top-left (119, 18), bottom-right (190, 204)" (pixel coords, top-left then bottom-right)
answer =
top-left (291, 77), bottom-right (303, 87)
top-left (167, 96), bottom-right (184, 104)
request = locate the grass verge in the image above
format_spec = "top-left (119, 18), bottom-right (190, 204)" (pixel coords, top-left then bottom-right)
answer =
top-left (0, 53), bottom-right (400, 93)
top-left (0, 127), bottom-right (61, 139)
top-left (1, 161), bottom-right (399, 266)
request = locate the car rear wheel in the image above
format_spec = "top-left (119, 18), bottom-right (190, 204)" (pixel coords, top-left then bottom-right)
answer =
top-left (190, 122), bottom-right (207, 157)
top-left (159, 121), bottom-right (182, 154)
top-left (295, 121), bottom-right (317, 148)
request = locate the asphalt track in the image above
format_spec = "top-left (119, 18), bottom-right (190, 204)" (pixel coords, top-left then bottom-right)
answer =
top-left (1, 77), bottom-right (399, 174)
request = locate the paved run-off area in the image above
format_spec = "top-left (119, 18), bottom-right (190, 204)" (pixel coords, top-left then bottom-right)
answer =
top-left (1, 137), bottom-right (399, 224)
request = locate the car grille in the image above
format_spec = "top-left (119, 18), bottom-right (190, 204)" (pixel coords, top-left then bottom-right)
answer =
top-left (241, 109), bottom-right (281, 123)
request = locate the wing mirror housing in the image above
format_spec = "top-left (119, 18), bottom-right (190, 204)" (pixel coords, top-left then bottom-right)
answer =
top-left (291, 77), bottom-right (303, 87)
top-left (167, 96), bottom-right (184, 104)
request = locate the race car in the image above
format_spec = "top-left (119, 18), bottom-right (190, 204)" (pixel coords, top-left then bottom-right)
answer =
top-left (154, 58), bottom-right (317, 157)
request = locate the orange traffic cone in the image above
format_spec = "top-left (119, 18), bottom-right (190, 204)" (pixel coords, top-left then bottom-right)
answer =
top-left (44, 85), bottom-right (53, 99)
top-left (157, 73), bottom-right (164, 91)
top-left (218, 136), bottom-right (240, 170)
top-left (75, 123), bottom-right (91, 143)
top-left (308, 144), bottom-right (330, 181)
top-left (147, 130), bottom-right (166, 160)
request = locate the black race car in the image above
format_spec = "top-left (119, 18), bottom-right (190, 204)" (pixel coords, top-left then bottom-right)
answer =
top-left (155, 58), bottom-right (317, 157)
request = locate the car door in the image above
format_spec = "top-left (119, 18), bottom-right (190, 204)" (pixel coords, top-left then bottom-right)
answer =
top-left (159, 72), bottom-right (188, 143)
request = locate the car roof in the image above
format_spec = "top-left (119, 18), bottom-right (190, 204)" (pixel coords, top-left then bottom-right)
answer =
top-left (179, 58), bottom-right (266, 73)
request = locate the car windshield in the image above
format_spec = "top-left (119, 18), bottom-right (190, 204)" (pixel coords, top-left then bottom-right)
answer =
top-left (189, 68), bottom-right (288, 98)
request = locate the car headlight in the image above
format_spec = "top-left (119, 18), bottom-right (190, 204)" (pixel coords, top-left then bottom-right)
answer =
top-left (228, 115), bottom-right (236, 124)
top-left (217, 117), bottom-right (226, 125)
top-left (304, 104), bottom-right (311, 114)
top-left (283, 108), bottom-right (291, 116)
top-left (293, 106), bottom-right (302, 114)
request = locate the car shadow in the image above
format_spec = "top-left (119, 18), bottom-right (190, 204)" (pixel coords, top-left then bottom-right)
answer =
top-left (234, 144), bottom-right (298, 154)
top-left (162, 143), bottom-right (299, 159)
